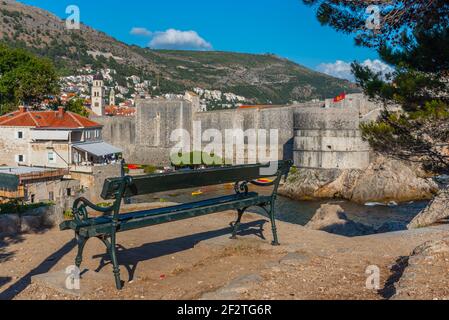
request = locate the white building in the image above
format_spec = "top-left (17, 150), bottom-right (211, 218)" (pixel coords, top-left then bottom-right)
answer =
top-left (0, 106), bottom-right (122, 171)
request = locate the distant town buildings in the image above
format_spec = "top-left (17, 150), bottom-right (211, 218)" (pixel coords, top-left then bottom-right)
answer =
top-left (57, 65), bottom-right (254, 114)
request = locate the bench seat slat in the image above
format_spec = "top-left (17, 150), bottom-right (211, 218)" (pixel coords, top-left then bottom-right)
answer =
top-left (78, 195), bottom-right (271, 237)
top-left (117, 192), bottom-right (260, 221)
top-left (60, 192), bottom-right (264, 232)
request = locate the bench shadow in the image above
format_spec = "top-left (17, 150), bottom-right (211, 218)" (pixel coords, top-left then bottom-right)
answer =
top-left (378, 256), bottom-right (410, 299)
top-left (92, 219), bottom-right (268, 282)
top-left (0, 277), bottom-right (12, 290)
top-left (0, 234), bottom-right (26, 264)
top-left (0, 238), bottom-right (76, 300)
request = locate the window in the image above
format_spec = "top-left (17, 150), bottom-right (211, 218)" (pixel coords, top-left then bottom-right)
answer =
top-left (16, 131), bottom-right (23, 139)
top-left (16, 155), bottom-right (24, 163)
top-left (67, 188), bottom-right (72, 197)
top-left (48, 151), bottom-right (56, 163)
top-left (95, 130), bottom-right (100, 138)
top-left (49, 191), bottom-right (54, 201)
top-left (94, 102), bottom-right (99, 107)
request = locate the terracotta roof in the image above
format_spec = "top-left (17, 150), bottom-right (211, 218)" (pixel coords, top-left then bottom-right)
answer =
top-left (105, 105), bottom-right (136, 117)
top-left (0, 108), bottom-right (102, 129)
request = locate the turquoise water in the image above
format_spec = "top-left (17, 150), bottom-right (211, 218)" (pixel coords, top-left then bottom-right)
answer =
top-left (133, 184), bottom-right (429, 229)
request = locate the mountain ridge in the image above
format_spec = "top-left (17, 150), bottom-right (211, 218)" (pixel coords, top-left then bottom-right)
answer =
top-left (0, 0), bottom-right (360, 104)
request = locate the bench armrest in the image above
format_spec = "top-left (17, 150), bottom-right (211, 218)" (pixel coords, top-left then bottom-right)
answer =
top-left (72, 197), bottom-right (114, 223)
top-left (234, 160), bottom-right (293, 198)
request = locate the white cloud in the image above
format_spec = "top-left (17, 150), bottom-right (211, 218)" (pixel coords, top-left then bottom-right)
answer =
top-left (130, 27), bottom-right (152, 37)
top-left (130, 27), bottom-right (212, 50)
top-left (316, 59), bottom-right (394, 82)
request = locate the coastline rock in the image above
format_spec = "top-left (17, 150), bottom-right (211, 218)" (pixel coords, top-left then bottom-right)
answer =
top-left (392, 239), bottom-right (449, 300)
top-left (305, 204), bottom-right (375, 237)
top-left (350, 157), bottom-right (438, 203)
top-left (279, 168), bottom-right (343, 200)
top-left (280, 156), bottom-right (438, 204)
top-left (408, 187), bottom-right (449, 229)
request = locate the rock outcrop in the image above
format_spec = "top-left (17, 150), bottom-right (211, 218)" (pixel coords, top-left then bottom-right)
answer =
top-left (280, 156), bottom-right (438, 204)
top-left (408, 188), bottom-right (449, 229)
top-left (305, 204), bottom-right (375, 237)
top-left (392, 239), bottom-right (449, 300)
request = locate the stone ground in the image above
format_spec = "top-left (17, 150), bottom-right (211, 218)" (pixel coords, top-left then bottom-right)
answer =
top-left (1, 206), bottom-right (449, 300)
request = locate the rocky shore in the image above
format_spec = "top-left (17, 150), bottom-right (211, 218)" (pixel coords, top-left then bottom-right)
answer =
top-left (280, 156), bottom-right (438, 204)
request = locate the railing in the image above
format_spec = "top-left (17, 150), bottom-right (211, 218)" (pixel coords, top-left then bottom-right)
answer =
top-left (18, 168), bottom-right (70, 183)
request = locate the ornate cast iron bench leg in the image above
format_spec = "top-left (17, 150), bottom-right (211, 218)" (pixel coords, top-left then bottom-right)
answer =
top-left (75, 232), bottom-right (88, 269)
top-left (97, 231), bottom-right (122, 290)
top-left (269, 202), bottom-right (280, 246)
top-left (231, 208), bottom-right (246, 239)
top-left (110, 228), bottom-right (122, 290)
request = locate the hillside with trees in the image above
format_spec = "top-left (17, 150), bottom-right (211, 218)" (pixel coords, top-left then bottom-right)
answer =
top-left (0, 0), bottom-right (359, 105)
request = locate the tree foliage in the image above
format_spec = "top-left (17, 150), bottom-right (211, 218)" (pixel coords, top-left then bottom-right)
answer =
top-left (65, 98), bottom-right (89, 117)
top-left (304, 0), bottom-right (449, 173)
top-left (0, 44), bottom-right (60, 114)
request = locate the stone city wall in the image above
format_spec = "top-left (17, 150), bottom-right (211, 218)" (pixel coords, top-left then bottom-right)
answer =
top-left (95, 95), bottom-right (378, 169)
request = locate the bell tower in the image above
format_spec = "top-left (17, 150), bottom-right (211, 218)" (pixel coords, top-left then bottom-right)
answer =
top-left (91, 73), bottom-right (105, 116)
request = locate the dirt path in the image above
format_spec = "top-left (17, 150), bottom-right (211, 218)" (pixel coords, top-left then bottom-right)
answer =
top-left (1, 208), bottom-right (449, 300)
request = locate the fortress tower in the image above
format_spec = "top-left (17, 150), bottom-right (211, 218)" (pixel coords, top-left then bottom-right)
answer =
top-left (91, 73), bottom-right (105, 116)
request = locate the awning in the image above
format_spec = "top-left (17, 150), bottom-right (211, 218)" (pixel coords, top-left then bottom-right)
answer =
top-left (31, 130), bottom-right (70, 141)
top-left (73, 142), bottom-right (123, 157)
top-left (0, 173), bottom-right (20, 191)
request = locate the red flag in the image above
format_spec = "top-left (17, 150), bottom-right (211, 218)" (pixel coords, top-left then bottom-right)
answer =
top-left (333, 92), bottom-right (346, 103)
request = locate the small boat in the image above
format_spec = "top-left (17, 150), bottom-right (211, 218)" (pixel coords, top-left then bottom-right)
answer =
top-left (256, 178), bottom-right (273, 184)
top-left (192, 190), bottom-right (203, 196)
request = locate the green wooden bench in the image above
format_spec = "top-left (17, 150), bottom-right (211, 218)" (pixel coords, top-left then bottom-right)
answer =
top-left (60, 160), bottom-right (293, 289)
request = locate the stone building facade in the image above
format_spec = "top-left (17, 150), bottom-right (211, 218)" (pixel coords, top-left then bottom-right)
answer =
top-left (0, 106), bottom-right (123, 204)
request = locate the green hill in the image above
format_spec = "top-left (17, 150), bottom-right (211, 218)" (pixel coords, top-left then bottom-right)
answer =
top-left (0, 0), bottom-right (360, 104)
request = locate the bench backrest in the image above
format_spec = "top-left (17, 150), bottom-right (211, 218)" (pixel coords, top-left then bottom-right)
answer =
top-left (101, 160), bottom-right (293, 200)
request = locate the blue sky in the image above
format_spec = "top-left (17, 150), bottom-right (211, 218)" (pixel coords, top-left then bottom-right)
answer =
top-left (17, 0), bottom-right (386, 79)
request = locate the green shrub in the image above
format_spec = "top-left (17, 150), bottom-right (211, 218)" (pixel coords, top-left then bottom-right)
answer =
top-left (64, 209), bottom-right (74, 220)
top-left (143, 165), bottom-right (157, 174)
top-left (0, 201), bottom-right (51, 215)
top-left (290, 166), bottom-right (298, 175)
top-left (96, 202), bottom-right (113, 208)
